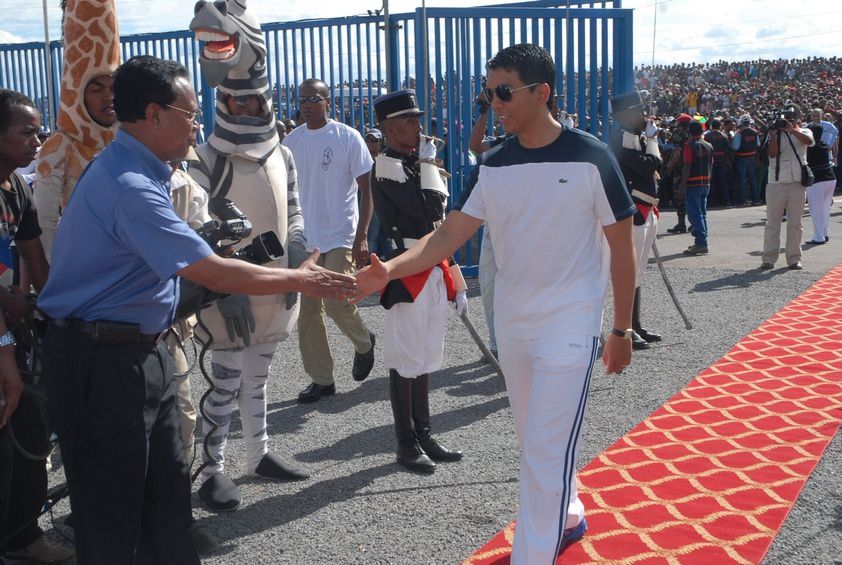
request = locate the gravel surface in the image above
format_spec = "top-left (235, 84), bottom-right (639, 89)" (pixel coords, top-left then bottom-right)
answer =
top-left (36, 203), bottom-right (842, 564)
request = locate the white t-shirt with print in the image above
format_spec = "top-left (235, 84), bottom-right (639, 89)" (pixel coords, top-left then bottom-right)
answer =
top-left (283, 119), bottom-right (373, 251)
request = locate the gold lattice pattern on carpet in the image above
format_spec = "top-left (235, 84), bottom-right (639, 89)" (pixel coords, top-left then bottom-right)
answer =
top-left (465, 267), bottom-right (842, 564)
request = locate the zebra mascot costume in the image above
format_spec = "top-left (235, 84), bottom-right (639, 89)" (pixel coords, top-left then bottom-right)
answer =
top-left (189, 0), bottom-right (310, 512)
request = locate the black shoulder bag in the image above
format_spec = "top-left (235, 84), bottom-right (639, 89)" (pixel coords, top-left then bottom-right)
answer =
top-left (785, 131), bottom-right (814, 187)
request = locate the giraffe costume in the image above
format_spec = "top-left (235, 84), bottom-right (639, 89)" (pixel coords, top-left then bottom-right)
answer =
top-left (188, 0), bottom-right (309, 513)
top-left (34, 0), bottom-right (120, 258)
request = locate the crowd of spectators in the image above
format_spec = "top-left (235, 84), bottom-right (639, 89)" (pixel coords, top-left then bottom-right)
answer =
top-left (629, 57), bottom-right (842, 208)
top-left (634, 57), bottom-right (842, 119)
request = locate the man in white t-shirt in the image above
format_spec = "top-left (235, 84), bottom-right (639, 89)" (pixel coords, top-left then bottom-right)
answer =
top-left (355, 44), bottom-right (636, 563)
top-left (283, 79), bottom-right (376, 403)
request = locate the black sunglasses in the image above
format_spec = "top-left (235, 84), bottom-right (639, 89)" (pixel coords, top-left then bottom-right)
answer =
top-left (480, 82), bottom-right (542, 104)
top-left (298, 95), bottom-right (326, 104)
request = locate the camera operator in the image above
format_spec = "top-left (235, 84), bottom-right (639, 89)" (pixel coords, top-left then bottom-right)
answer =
top-left (760, 104), bottom-right (814, 270)
top-left (0, 89), bottom-right (72, 563)
top-left (36, 56), bottom-right (356, 565)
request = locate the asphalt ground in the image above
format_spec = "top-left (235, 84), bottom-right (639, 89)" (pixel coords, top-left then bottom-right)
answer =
top-left (31, 195), bottom-right (842, 565)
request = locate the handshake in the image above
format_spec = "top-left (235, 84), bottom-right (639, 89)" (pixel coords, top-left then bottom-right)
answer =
top-left (351, 254), bottom-right (468, 315)
top-left (285, 248), bottom-right (467, 316)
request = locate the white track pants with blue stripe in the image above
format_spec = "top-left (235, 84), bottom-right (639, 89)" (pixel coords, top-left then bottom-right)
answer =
top-left (497, 332), bottom-right (597, 565)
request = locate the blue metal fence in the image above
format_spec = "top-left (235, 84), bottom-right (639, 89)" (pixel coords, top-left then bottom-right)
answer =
top-left (0, 0), bottom-right (632, 272)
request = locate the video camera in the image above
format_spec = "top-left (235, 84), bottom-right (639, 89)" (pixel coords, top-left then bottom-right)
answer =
top-left (771, 107), bottom-right (797, 130)
top-left (197, 198), bottom-right (284, 264)
top-left (175, 198), bottom-right (284, 320)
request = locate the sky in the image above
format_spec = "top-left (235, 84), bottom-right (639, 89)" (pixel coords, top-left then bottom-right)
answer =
top-left (0, 0), bottom-right (840, 66)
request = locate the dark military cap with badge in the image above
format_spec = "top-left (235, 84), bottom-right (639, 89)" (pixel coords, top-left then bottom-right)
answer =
top-left (374, 89), bottom-right (425, 124)
top-left (611, 90), bottom-right (645, 114)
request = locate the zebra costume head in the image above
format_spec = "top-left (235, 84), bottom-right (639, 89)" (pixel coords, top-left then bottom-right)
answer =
top-left (191, 0), bottom-right (277, 161)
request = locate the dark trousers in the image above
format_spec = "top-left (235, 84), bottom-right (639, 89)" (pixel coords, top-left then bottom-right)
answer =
top-left (709, 163), bottom-right (729, 206)
top-left (42, 325), bottom-right (199, 565)
top-left (734, 158), bottom-right (759, 203)
top-left (0, 390), bottom-right (48, 554)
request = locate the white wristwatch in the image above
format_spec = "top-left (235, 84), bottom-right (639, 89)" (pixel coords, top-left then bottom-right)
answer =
top-left (0, 331), bottom-right (16, 348)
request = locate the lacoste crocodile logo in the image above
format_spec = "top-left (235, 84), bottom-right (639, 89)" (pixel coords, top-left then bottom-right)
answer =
top-left (558, 178), bottom-right (568, 183)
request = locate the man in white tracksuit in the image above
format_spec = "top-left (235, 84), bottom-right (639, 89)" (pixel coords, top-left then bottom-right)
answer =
top-left (355, 44), bottom-right (636, 563)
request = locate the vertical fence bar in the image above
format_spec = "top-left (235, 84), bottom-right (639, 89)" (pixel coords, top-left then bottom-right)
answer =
top-left (566, 13), bottom-right (575, 113)
top-left (601, 16), bottom-right (609, 132)
top-left (577, 18), bottom-right (586, 129)
top-left (589, 17), bottom-right (598, 136)
top-left (346, 22), bottom-right (354, 126)
top-left (414, 9), bottom-right (426, 125)
top-left (365, 22), bottom-right (373, 126)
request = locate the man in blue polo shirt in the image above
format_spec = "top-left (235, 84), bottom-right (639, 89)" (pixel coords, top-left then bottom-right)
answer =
top-left (38, 56), bottom-right (356, 565)
top-left (355, 44), bottom-right (636, 564)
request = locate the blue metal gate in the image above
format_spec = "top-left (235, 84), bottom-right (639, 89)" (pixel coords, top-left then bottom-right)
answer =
top-left (0, 0), bottom-right (632, 271)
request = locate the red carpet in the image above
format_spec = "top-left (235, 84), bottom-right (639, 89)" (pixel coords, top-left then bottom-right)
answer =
top-left (465, 265), bottom-right (842, 564)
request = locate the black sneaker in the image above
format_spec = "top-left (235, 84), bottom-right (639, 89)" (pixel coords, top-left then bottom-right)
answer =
top-left (352, 332), bottom-right (376, 381)
top-left (683, 245), bottom-right (709, 255)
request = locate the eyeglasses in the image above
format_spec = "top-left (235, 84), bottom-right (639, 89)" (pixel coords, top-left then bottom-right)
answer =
top-left (165, 104), bottom-right (201, 123)
top-left (480, 82), bottom-right (542, 104)
top-left (298, 95), bottom-right (326, 105)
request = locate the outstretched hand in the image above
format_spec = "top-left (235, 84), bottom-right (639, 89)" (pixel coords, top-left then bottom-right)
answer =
top-left (298, 249), bottom-right (358, 300)
top-left (350, 253), bottom-right (389, 304)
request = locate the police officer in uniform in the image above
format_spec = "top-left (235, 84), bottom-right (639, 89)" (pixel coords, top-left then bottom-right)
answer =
top-left (369, 90), bottom-right (464, 473)
top-left (610, 90), bottom-right (662, 350)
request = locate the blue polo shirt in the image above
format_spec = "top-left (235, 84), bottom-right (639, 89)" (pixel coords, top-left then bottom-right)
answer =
top-left (38, 129), bottom-right (213, 333)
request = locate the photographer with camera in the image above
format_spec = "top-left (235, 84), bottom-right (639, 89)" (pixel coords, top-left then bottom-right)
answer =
top-left (760, 104), bottom-right (814, 270)
top-left (36, 56), bottom-right (356, 565)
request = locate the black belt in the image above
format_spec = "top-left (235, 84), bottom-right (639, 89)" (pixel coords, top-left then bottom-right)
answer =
top-left (50, 318), bottom-right (164, 345)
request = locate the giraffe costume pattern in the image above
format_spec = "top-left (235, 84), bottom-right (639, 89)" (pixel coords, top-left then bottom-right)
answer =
top-left (34, 0), bottom-right (120, 257)
top-left (187, 0), bottom-right (309, 505)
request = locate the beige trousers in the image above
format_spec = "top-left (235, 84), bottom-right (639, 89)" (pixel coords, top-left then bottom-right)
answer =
top-left (762, 182), bottom-right (806, 266)
top-left (165, 331), bottom-right (197, 465)
top-left (298, 247), bottom-right (372, 385)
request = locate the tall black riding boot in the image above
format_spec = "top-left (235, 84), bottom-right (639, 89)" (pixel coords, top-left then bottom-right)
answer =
top-left (389, 370), bottom-right (435, 473)
top-left (412, 374), bottom-right (462, 462)
top-left (632, 287), bottom-right (662, 344)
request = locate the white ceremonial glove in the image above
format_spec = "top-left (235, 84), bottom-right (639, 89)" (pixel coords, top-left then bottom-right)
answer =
top-left (645, 121), bottom-right (658, 138)
top-left (419, 133), bottom-right (437, 160)
top-left (453, 290), bottom-right (468, 316)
